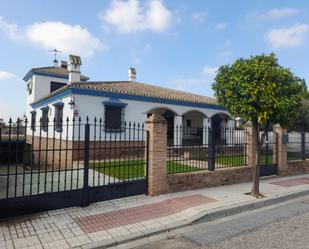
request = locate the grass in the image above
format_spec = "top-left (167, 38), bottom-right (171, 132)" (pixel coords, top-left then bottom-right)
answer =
top-left (287, 152), bottom-right (304, 161)
top-left (90, 160), bottom-right (199, 180)
top-left (90, 152), bottom-right (299, 180)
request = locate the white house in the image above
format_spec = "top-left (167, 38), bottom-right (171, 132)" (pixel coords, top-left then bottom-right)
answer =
top-left (24, 55), bottom-right (233, 146)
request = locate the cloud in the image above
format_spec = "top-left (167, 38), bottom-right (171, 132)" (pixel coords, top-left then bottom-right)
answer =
top-left (100, 0), bottom-right (172, 33)
top-left (174, 78), bottom-right (205, 91)
top-left (26, 22), bottom-right (104, 57)
top-left (215, 22), bottom-right (227, 30)
top-left (267, 23), bottom-right (309, 48)
top-left (202, 66), bottom-right (218, 77)
top-left (174, 66), bottom-right (218, 92)
top-left (219, 50), bottom-right (232, 57)
top-left (192, 12), bottom-right (207, 22)
top-left (259, 8), bottom-right (299, 20)
top-left (0, 16), bottom-right (20, 40)
top-left (0, 70), bottom-right (16, 80)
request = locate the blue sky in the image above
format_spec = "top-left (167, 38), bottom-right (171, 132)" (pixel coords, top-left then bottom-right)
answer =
top-left (1, 0), bottom-right (309, 120)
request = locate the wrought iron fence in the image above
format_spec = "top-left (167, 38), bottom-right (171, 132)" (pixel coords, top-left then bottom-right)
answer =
top-left (215, 128), bottom-right (247, 168)
top-left (258, 131), bottom-right (277, 176)
top-left (287, 131), bottom-right (309, 161)
top-left (0, 117), bottom-right (148, 217)
top-left (167, 126), bottom-right (247, 174)
top-left (167, 125), bottom-right (209, 174)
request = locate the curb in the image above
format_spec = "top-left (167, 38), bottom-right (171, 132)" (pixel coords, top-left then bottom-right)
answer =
top-left (84, 188), bottom-right (309, 249)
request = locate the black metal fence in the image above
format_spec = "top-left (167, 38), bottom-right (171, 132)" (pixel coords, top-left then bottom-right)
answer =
top-left (0, 117), bottom-right (148, 217)
top-left (287, 131), bottom-right (309, 161)
top-left (259, 131), bottom-right (278, 176)
top-left (167, 126), bottom-right (247, 174)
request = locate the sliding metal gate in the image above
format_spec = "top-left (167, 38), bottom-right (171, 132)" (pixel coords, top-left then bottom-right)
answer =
top-left (0, 118), bottom-right (148, 218)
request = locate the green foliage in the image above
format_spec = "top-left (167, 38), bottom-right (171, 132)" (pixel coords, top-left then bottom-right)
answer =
top-left (212, 53), bottom-right (303, 127)
top-left (291, 99), bottom-right (309, 131)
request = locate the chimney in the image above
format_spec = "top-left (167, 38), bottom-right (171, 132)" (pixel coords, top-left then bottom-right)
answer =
top-left (60, 61), bottom-right (68, 69)
top-left (68, 55), bottom-right (81, 84)
top-left (53, 59), bottom-right (59, 68)
top-left (128, 67), bottom-right (136, 82)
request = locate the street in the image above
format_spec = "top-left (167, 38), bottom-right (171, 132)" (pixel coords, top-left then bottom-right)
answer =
top-left (134, 195), bottom-right (309, 249)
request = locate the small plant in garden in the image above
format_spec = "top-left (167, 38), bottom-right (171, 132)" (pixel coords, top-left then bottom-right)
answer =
top-left (212, 53), bottom-right (303, 197)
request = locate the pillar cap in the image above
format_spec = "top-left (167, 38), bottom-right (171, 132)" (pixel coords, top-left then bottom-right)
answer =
top-left (146, 114), bottom-right (167, 124)
top-left (244, 121), bottom-right (253, 127)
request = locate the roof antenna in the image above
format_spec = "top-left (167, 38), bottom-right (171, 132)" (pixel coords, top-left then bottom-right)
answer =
top-left (49, 48), bottom-right (62, 67)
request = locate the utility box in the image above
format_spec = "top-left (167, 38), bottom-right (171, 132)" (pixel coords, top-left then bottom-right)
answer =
top-left (282, 133), bottom-right (289, 144)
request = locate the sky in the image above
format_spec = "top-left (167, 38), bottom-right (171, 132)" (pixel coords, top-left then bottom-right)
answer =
top-left (0, 0), bottom-right (309, 120)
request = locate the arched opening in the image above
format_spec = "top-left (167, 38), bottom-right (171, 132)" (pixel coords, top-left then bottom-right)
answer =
top-left (182, 110), bottom-right (208, 145)
top-left (146, 107), bottom-right (177, 145)
top-left (211, 113), bottom-right (233, 143)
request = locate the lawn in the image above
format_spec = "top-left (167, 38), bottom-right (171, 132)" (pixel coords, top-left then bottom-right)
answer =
top-left (90, 152), bottom-right (295, 180)
top-left (90, 160), bottom-right (200, 180)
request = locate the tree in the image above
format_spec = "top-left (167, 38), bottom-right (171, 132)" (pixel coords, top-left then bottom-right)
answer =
top-left (290, 79), bottom-right (309, 132)
top-left (212, 53), bottom-right (303, 197)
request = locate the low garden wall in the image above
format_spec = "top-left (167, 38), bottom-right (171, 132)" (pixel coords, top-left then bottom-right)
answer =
top-left (167, 166), bottom-right (253, 193)
top-left (285, 160), bottom-right (309, 176)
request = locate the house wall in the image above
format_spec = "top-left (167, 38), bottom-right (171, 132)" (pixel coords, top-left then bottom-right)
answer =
top-left (27, 95), bottom-right (74, 139)
top-left (72, 93), bottom-right (230, 140)
top-left (26, 74), bottom-right (69, 138)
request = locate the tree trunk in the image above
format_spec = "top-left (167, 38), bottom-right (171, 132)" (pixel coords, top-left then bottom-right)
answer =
top-left (251, 123), bottom-right (260, 197)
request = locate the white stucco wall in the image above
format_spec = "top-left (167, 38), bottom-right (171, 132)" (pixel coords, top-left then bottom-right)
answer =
top-left (70, 93), bottom-right (230, 141)
top-left (26, 80), bottom-right (231, 143)
top-left (27, 95), bottom-right (73, 139)
top-left (25, 74), bottom-right (69, 137)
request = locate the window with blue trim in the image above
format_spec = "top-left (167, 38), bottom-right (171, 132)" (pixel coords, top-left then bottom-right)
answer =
top-left (103, 99), bottom-right (127, 132)
top-left (41, 107), bottom-right (49, 131)
top-left (53, 102), bottom-right (64, 132)
top-left (104, 106), bottom-right (124, 132)
top-left (30, 111), bottom-right (36, 131)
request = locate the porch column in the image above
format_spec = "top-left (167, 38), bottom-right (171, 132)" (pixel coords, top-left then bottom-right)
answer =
top-left (226, 119), bottom-right (235, 145)
top-left (203, 118), bottom-right (210, 145)
top-left (174, 115), bottom-right (182, 146)
top-left (227, 120), bottom-right (235, 128)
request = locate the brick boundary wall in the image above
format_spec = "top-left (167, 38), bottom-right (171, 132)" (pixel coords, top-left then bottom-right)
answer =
top-left (26, 136), bottom-right (73, 169)
top-left (283, 160), bottom-right (309, 176)
top-left (167, 166), bottom-right (253, 192)
top-left (26, 136), bottom-right (145, 169)
top-left (72, 141), bottom-right (145, 161)
top-left (145, 116), bottom-right (256, 195)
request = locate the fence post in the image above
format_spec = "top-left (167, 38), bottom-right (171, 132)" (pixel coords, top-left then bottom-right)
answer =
top-left (208, 128), bottom-right (215, 171)
top-left (81, 121), bottom-right (90, 207)
top-left (273, 124), bottom-right (288, 174)
top-left (301, 132), bottom-right (306, 160)
top-left (244, 121), bottom-right (257, 169)
top-left (145, 114), bottom-right (169, 196)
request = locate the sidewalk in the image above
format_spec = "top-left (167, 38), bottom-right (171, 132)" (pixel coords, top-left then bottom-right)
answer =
top-left (1, 174), bottom-right (309, 249)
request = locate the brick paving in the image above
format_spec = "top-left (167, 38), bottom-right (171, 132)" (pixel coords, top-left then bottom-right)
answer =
top-left (0, 174), bottom-right (308, 249)
top-left (76, 195), bottom-right (216, 233)
top-left (270, 178), bottom-right (309, 187)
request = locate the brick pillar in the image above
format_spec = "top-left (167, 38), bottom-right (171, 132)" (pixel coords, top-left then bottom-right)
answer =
top-left (244, 121), bottom-right (257, 168)
top-left (145, 114), bottom-right (169, 196)
top-left (273, 124), bottom-right (288, 174)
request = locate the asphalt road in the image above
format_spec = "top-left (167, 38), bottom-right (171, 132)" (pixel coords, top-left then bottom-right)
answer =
top-left (134, 195), bottom-right (309, 249)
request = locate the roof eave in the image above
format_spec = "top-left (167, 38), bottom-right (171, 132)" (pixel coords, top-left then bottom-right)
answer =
top-left (23, 71), bottom-right (89, 82)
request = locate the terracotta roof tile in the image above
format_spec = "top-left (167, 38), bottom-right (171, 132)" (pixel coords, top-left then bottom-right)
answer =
top-left (31, 81), bottom-right (220, 107)
top-left (23, 67), bottom-right (89, 81)
top-left (71, 81), bottom-right (218, 106)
